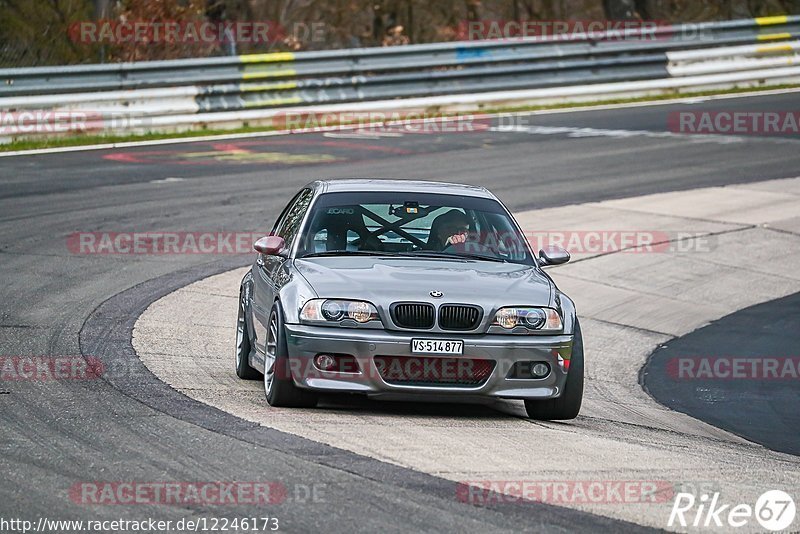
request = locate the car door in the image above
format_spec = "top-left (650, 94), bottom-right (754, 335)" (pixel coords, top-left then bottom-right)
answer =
top-left (251, 188), bottom-right (314, 355)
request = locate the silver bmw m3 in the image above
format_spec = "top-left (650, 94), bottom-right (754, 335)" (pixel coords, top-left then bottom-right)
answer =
top-left (235, 179), bottom-right (583, 420)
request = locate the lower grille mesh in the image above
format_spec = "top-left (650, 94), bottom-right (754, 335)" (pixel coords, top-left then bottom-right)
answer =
top-left (374, 356), bottom-right (495, 387)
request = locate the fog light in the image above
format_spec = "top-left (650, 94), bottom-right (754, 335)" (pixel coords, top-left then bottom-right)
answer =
top-left (314, 354), bottom-right (337, 371)
top-left (531, 362), bottom-right (550, 378)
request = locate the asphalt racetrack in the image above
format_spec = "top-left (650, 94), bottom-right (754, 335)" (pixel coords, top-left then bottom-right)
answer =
top-left (1, 91), bottom-right (799, 532)
top-left (644, 292), bottom-right (800, 456)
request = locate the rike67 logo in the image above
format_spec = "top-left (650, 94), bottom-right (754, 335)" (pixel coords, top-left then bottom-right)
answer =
top-left (669, 490), bottom-right (796, 531)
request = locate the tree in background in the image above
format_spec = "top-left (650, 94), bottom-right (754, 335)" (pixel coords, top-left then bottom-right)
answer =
top-left (0, 0), bottom-right (95, 67)
top-left (112, 0), bottom-right (216, 61)
top-left (1, 0), bottom-right (799, 66)
top-left (606, 0), bottom-right (800, 20)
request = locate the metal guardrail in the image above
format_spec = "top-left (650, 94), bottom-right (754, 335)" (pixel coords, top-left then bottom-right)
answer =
top-left (1, 15), bottom-right (799, 137)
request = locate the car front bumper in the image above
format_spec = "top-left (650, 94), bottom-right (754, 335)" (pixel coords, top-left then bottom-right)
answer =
top-left (284, 324), bottom-right (574, 400)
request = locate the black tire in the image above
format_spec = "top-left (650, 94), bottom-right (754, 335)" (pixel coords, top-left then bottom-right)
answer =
top-left (264, 303), bottom-right (318, 408)
top-left (235, 286), bottom-right (260, 380)
top-left (524, 320), bottom-right (584, 421)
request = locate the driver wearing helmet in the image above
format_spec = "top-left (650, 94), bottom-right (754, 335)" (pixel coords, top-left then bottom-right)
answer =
top-left (427, 209), bottom-right (471, 251)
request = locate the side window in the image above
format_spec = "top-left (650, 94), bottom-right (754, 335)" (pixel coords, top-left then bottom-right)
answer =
top-left (270, 190), bottom-right (303, 234)
top-left (275, 188), bottom-right (313, 250)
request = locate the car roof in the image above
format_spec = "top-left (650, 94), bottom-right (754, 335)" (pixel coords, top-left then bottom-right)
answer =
top-left (311, 179), bottom-right (495, 199)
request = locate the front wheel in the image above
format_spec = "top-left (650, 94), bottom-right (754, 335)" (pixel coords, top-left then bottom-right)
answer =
top-left (524, 320), bottom-right (584, 421)
top-left (264, 304), bottom-right (318, 408)
top-left (235, 286), bottom-right (260, 380)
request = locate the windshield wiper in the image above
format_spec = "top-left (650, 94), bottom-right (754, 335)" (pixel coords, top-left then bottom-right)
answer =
top-left (300, 250), bottom-right (400, 258)
top-left (400, 251), bottom-right (508, 263)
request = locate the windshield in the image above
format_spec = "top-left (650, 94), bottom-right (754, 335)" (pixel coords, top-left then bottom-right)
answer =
top-left (297, 191), bottom-right (533, 264)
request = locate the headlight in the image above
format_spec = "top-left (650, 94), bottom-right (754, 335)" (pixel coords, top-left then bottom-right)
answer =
top-left (492, 307), bottom-right (562, 332)
top-left (300, 299), bottom-right (380, 325)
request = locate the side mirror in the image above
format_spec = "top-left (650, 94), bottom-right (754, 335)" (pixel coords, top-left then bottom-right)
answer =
top-left (538, 246), bottom-right (570, 267)
top-left (254, 236), bottom-right (286, 256)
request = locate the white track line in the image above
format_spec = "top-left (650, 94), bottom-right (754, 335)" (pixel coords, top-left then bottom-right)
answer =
top-left (3, 87), bottom-right (800, 158)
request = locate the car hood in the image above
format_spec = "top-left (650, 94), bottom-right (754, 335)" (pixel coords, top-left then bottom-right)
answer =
top-left (294, 257), bottom-right (553, 309)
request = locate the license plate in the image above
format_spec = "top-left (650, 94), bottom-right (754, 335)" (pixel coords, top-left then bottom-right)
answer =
top-left (411, 339), bottom-right (464, 355)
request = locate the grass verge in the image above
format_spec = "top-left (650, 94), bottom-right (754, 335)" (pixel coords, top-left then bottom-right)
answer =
top-left (2, 83), bottom-right (799, 153)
